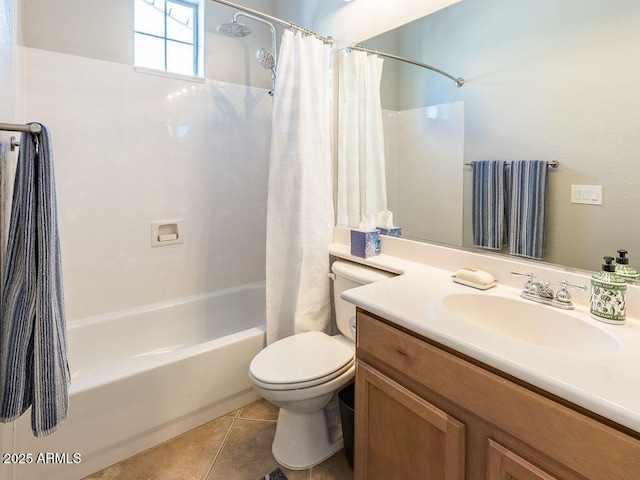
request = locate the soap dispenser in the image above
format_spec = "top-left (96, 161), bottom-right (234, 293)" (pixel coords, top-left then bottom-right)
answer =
top-left (590, 256), bottom-right (626, 325)
top-left (614, 249), bottom-right (639, 283)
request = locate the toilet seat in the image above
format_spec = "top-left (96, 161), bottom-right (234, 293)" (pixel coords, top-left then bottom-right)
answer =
top-left (249, 331), bottom-right (354, 391)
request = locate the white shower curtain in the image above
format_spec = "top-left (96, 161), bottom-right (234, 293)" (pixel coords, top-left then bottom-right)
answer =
top-left (337, 49), bottom-right (387, 227)
top-left (265, 30), bottom-right (334, 345)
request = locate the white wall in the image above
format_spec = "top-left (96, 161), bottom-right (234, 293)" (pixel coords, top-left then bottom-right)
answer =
top-left (21, 0), bottom-right (133, 64)
top-left (23, 48), bottom-right (272, 321)
top-left (0, 0), bottom-right (14, 122)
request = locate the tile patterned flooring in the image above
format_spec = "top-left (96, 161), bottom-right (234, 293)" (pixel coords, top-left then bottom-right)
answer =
top-left (82, 399), bottom-right (354, 480)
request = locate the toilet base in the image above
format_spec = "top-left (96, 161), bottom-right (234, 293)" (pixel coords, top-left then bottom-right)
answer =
top-left (272, 407), bottom-right (344, 470)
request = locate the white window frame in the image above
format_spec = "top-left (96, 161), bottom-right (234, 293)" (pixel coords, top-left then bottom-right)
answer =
top-left (134, 0), bottom-right (202, 77)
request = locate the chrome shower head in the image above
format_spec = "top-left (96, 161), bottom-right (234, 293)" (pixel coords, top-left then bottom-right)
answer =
top-left (216, 21), bottom-right (252, 38)
top-left (256, 48), bottom-right (275, 70)
top-left (219, 11), bottom-right (278, 98)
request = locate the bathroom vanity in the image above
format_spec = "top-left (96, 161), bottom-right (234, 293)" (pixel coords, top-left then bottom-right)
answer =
top-left (331, 233), bottom-right (640, 480)
top-left (355, 309), bottom-right (640, 479)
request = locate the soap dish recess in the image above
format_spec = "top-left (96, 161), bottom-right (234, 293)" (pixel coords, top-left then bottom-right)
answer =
top-left (151, 219), bottom-right (184, 247)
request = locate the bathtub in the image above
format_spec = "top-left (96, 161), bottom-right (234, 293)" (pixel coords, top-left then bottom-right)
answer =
top-left (10, 282), bottom-right (265, 480)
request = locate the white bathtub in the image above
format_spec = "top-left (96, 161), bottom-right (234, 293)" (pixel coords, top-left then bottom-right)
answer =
top-left (10, 283), bottom-right (265, 480)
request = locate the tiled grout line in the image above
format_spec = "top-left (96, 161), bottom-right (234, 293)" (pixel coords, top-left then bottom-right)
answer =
top-left (236, 417), bottom-right (279, 423)
top-left (209, 410), bottom-right (314, 480)
top-left (97, 460), bottom-right (113, 479)
top-left (203, 413), bottom-right (241, 480)
top-left (97, 467), bottom-right (110, 480)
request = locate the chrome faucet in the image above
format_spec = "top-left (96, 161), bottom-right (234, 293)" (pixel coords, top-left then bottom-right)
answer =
top-left (511, 271), bottom-right (587, 310)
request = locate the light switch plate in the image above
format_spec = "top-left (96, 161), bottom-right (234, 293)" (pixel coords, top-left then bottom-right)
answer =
top-left (571, 185), bottom-right (602, 205)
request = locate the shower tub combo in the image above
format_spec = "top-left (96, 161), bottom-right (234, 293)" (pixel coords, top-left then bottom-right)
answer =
top-left (10, 283), bottom-right (265, 480)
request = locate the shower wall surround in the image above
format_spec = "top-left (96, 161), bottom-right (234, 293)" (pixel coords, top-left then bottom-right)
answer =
top-left (0, 0), bottom-right (13, 124)
top-left (22, 47), bottom-right (272, 321)
top-left (0, 0), bottom-right (15, 459)
top-left (0, 0), bottom-right (15, 255)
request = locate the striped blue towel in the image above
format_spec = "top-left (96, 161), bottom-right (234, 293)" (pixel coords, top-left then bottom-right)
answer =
top-left (0, 123), bottom-right (69, 436)
top-left (508, 160), bottom-right (548, 260)
top-left (472, 160), bottom-right (507, 250)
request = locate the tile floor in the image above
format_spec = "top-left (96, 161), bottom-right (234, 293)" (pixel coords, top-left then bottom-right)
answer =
top-left (82, 399), bottom-right (354, 480)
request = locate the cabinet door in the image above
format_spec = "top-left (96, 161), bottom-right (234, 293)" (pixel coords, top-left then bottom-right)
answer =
top-left (355, 361), bottom-right (465, 480)
top-left (487, 440), bottom-right (559, 480)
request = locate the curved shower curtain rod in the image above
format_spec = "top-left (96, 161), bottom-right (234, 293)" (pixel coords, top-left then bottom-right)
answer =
top-left (209, 0), bottom-right (334, 45)
top-left (346, 45), bottom-right (465, 87)
top-left (209, 0), bottom-right (464, 86)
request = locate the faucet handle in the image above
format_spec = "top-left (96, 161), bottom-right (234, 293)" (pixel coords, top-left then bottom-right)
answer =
top-left (511, 271), bottom-right (535, 281)
top-left (511, 271), bottom-right (536, 293)
top-left (555, 280), bottom-right (588, 303)
top-left (558, 279), bottom-right (588, 291)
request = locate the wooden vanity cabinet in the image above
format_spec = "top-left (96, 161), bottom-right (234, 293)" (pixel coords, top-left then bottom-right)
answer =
top-left (354, 309), bottom-right (640, 480)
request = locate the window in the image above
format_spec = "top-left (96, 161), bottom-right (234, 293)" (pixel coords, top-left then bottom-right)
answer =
top-left (134, 0), bottom-right (201, 77)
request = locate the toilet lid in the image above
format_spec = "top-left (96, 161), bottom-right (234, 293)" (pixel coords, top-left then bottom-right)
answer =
top-left (249, 331), bottom-right (354, 387)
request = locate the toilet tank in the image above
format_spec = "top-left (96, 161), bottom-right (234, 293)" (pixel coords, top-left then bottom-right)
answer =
top-left (331, 260), bottom-right (396, 341)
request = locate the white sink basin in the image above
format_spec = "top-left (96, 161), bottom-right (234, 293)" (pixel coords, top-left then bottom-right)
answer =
top-left (441, 293), bottom-right (619, 354)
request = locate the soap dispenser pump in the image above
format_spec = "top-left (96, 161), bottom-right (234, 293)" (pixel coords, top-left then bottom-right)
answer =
top-left (614, 249), bottom-right (639, 283)
top-left (590, 256), bottom-right (626, 325)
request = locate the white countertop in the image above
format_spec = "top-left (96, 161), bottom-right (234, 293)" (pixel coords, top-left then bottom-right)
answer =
top-left (331, 243), bottom-right (640, 433)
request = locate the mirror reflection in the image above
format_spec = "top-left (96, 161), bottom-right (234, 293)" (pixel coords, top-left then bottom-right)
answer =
top-left (337, 0), bottom-right (640, 271)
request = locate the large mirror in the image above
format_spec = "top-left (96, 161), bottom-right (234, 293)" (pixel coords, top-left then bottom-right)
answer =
top-left (337, 0), bottom-right (640, 272)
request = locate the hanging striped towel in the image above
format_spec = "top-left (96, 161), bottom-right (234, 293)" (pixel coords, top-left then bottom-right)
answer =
top-left (507, 160), bottom-right (548, 260)
top-left (0, 123), bottom-right (69, 436)
top-left (472, 160), bottom-right (507, 250)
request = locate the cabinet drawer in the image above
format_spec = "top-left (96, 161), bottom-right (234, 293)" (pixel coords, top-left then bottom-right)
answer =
top-left (356, 310), bottom-right (640, 480)
top-left (357, 309), bottom-right (438, 386)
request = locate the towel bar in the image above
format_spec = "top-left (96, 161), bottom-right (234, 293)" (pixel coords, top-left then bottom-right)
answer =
top-left (0, 122), bottom-right (42, 151)
top-left (465, 160), bottom-right (559, 168)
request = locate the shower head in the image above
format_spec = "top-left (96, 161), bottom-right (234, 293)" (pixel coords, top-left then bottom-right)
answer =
top-left (216, 21), bottom-right (252, 38)
top-left (257, 48), bottom-right (275, 70)
top-left (257, 48), bottom-right (277, 97)
top-left (219, 11), bottom-right (278, 97)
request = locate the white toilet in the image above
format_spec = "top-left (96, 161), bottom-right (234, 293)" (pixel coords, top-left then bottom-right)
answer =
top-left (249, 260), bottom-right (394, 470)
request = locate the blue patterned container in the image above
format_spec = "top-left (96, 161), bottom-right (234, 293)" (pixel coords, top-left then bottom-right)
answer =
top-left (350, 230), bottom-right (381, 258)
top-left (377, 227), bottom-right (402, 237)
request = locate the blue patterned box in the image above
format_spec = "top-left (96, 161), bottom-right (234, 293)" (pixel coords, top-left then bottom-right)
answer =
top-left (377, 227), bottom-right (402, 237)
top-left (350, 229), bottom-right (381, 258)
